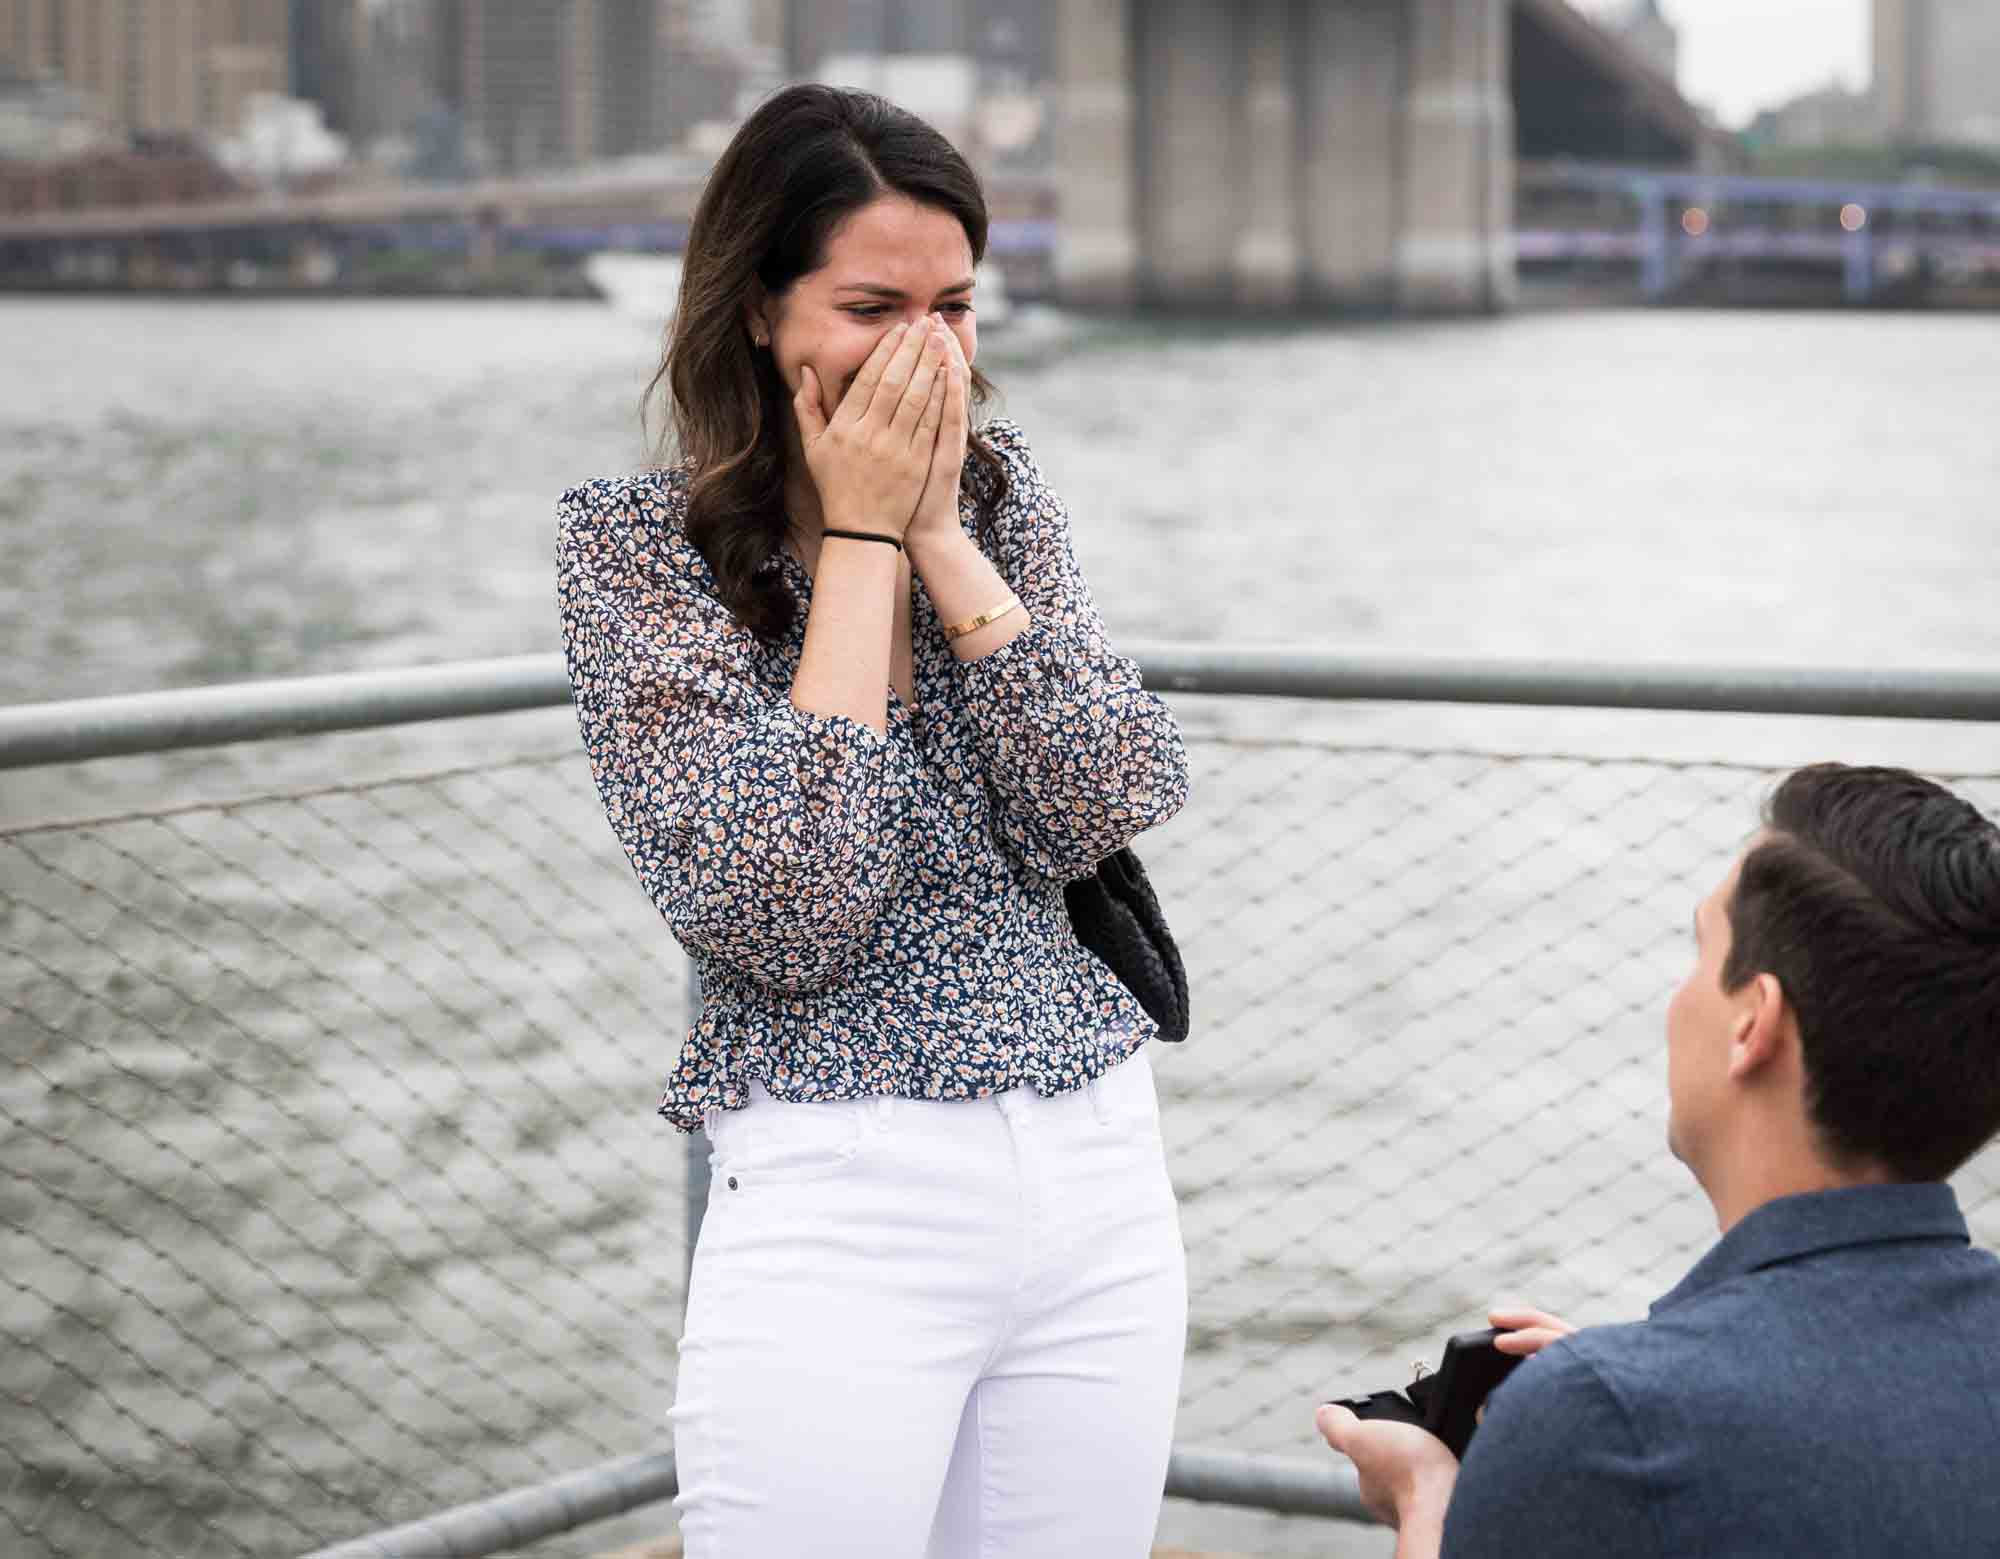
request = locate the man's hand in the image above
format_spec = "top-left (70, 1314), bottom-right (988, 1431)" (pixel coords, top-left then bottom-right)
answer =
top-left (1316, 1403), bottom-right (1459, 1558)
top-left (1489, 1304), bottom-right (1578, 1359)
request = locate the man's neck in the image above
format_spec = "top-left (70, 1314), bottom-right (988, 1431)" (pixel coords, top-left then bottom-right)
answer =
top-left (1704, 1153), bottom-right (1897, 1235)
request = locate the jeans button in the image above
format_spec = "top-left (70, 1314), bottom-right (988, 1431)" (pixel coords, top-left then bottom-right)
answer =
top-left (727, 1176), bottom-right (739, 1190)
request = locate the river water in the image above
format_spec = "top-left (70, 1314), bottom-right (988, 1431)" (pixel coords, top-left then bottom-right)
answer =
top-left (4, 297), bottom-right (1998, 1557)
top-left (5, 298), bottom-right (1997, 709)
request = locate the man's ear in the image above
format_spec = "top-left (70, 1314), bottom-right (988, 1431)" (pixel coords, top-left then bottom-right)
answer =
top-left (1726, 972), bottom-right (1791, 1082)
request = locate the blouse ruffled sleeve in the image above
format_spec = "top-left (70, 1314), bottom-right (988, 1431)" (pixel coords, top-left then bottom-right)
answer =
top-left (557, 478), bottom-right (921, 993)
top-left (950, 422), bottom-right (1190, 881)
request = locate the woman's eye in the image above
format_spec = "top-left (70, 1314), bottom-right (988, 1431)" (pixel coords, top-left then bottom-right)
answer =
top-left (843, 302), bottom-right (972, 320)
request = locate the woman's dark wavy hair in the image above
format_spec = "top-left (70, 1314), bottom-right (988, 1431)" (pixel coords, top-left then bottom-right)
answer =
top-left (1723, 763), bottom-right (2000, 1181)
top-left (648, 84), bottom-right (1009, 641)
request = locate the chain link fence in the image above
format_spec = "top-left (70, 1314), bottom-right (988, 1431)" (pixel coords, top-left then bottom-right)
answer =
top-left (6, 705), bottom-right (1998, 1557)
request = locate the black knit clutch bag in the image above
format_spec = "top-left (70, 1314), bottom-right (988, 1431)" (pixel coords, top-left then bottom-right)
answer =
top-left (1064, 846), bottom-right (1190, 1043)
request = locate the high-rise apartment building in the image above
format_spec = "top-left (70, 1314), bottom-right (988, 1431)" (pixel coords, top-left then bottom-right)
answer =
top-left (776, 0), bottom-right (1044, 82)
top-left (0, 0), bottom-right (56, 74)
top-left (289, 0), bottom-right (368, 139)
top-left (773, 0), bottom-right (1055, 165)
top-left (593, 0), bottom-right (666, 159)
top-left (1875, 0), bottom-right (2000, 147)
top-left (0, 0), bottom-right (287, 140)
top-left (2, 0), bottom-right (126, 131)
top-left (782, 0), bottom-right (968, 79)
top-left (434, 0), bottom-right (669, 173)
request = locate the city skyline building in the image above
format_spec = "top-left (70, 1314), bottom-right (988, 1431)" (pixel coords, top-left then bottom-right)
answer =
top-left (659, 0), bottom-right (765, 152)
top-left (0, 60), bottom-right (109, 158)
top-left (1874, 0), bottom-right (2000, 148)
top-left (435, 0), bottom-right (693, 174)
top-left (0, 0), bottom-right (289, 142)
top-left (781, 0), bottom-right (1047, 81)
top-left (3, 0), bottom-right (1062, 179)
top-left (1750, 77), bottom-right (1876, 151)
top-left (289, 0), bottom-right (368, 139)
top-left (1604, 0), bottom-right (1678, 86)
top-left (774, 0), bottom-right (1047, 167)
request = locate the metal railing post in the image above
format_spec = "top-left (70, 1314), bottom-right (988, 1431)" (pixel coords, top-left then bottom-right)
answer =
top-left (1843, 220), bottom-right (1876, 303)
top-left (1638, 175), bottom-right (1669, 300)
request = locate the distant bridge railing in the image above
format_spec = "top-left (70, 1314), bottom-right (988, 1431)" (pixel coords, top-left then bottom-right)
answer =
top-left (6, 648), bottom-right (1999, 1557)
top-left (19, 153), bottom-right (2000, 308)
top-left (1519, 160), bottom-right (2000, 301)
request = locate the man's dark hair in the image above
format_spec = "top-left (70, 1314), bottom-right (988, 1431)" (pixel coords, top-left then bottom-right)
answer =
top-left (1723, 763), bottom-right (2000, 1181)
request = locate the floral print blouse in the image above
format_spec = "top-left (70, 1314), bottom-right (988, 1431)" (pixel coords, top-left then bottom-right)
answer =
top-left (556, 420), bottom-right (1189, 1131)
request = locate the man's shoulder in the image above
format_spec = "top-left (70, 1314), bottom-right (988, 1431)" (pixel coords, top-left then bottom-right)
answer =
top-left (1451, 1302), bottom-right (1856, 1559)
top-left (1544, 1231), bottom-right (2000, 1423)
top-left (1450, 1250), bottom-right (2000, 1558)
top-left (1493, 1307), bottom-right (1697, 1394)
top-left (1475, 1286), bottom-right (1821, 1474)
top-left (1519, 1273), bottom-right (1853, 1424)
top-left (1595, 1229), bottom-right (2000, 1396)
top-left (1443, 1331), bottom-right (1662, 1559)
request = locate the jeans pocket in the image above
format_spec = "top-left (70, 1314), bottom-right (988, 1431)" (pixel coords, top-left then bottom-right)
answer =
top-left (706, 1089), bottom-right (872, 1190)
top-left (1089, 1046), bottom-right (1163, 1138)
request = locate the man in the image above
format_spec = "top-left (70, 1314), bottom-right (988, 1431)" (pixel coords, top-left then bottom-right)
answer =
top-left (1318, 763), bottom-right (2000, 1558)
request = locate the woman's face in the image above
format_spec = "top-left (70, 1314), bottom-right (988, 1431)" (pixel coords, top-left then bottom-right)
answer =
top-left (754, 193), bottom-right (979, 423)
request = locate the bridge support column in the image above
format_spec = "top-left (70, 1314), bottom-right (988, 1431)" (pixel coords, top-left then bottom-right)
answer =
top-left (1054, 0), bottom-right (1515, 314)
top-left (1236, 0), bottom-right (1300, 308)
top-left (1137, 0), bottom-right (1238, 304)
top-left (1300, 0), bottom-right (1403, 309)
top-left (1054, 1), bottom-right (1141, 308)
top-left (1397, 0), bottom-right (1514, 311)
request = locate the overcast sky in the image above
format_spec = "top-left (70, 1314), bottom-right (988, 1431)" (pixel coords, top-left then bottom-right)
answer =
top-left (1572, 0), bottom-right (1872, 127)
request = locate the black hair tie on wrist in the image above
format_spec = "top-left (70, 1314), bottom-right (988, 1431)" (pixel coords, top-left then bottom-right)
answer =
top-left (820, 527), bottom-right (904, 552)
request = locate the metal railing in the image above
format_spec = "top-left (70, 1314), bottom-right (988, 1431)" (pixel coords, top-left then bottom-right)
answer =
top-left (7, 646), bottom-right (1999, 772)
top-left (6, 647), bottom-right (1998, 1558)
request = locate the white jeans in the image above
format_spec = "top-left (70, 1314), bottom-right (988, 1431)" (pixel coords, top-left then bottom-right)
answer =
top-left (670, 1045), bottom-right (1187, 1558)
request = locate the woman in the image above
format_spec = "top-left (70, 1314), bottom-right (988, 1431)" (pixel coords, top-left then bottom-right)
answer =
top-left (556, 85), bottom-right (1189, 1557)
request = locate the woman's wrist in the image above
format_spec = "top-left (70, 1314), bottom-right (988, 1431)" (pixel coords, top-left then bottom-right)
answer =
top-left (905, 525), bottom-right (1030, 662)
top-left (820, 504), bottom-right (911, 545)
top-left (812, 529), bottom-right (905, 585)
top-left (902, 521), bottom-right (976, 575)
top-left (822, 526), bottom-right (903, 552)
top-left (794, 528), bottom-right (902, 733)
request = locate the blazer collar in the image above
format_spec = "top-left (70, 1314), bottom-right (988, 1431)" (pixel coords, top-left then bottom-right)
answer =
top-left (1652, 1183), bottom-right (1969, 1316)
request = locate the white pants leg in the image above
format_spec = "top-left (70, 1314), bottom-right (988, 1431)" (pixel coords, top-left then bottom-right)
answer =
top-left (671, 1046), bottom-right (1186, 1559)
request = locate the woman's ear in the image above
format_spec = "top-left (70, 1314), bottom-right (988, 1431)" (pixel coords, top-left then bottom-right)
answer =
top-left (742, 283), bottom-right (772, 350)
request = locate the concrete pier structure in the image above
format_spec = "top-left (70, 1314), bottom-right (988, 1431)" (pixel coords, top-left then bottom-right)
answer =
top-left (1054, 2), bottom-right (1143, 308)
top-left (1399, 0), bottom-right (1514, 310)
top-left (1056, 0), bottom-right (1514, 312)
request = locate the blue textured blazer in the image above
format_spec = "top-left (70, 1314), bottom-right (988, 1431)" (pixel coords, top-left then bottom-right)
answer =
top-left (1446, 1183), bottom-right (2000, 1557)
